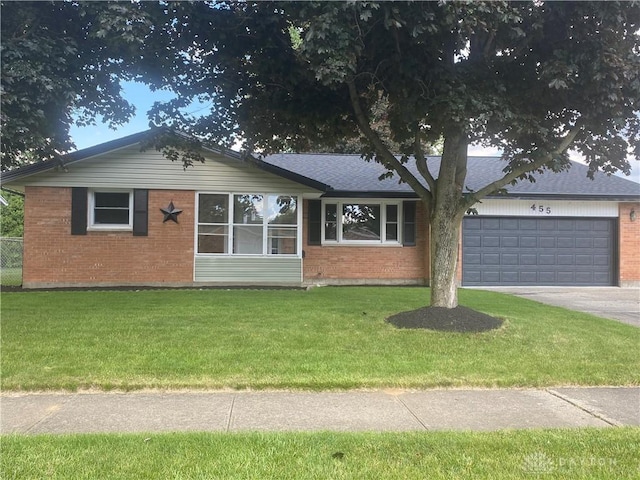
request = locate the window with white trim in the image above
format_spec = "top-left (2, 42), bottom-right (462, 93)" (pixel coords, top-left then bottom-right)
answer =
top-left (89, 190), bottom-right (133, 230)
top-left (323, 201), bottom-right (401, 244)
top-left (197, 193), bottom-right (298, 255)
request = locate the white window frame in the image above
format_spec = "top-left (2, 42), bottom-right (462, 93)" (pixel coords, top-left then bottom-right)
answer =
top-left (195, 192), bottom-right (302, 257)
top-left (87, 190), bottom-right (133, 231)
top-left (321, 199), bottom-right (402, 245)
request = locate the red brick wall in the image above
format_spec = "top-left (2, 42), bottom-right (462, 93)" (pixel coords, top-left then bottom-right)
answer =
top-left (23, 187), bottom-right (194, 287)
top-left (302, 200), bottom-right (430, 284)
top-left (619, 202), bottom-right (640, 287)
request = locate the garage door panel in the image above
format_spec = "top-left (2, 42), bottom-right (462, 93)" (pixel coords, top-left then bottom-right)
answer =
top-left (557, 237), bottom-right (575, 248)
top-left (540, 221), bottom-right (557, 230)
top-left (484, 218), bottom-right (501, 229)
top-left (465, 270), bottom-right (481, 282)
top-left (540, 237), bottom-right (556, 248)
top-left (463, 253), bottom-right (481, 264)
top-left (575, 255), bottom-right (593, 266)
top-left (464, 235), bottom-right (481, 247)
top-left (520, 254), bottom-right (537, 265)
top-left (575, 272), bottom-right (594, 283)
top-left (575, 237), bottom-right (593, 248)
top-left (539, 255), bottom-right (555, 265)
top-left (465, 217), bottom-right (482, 229)
top-left (501, 219), bottom-right (519, 230)
top-left (539, 271), bottom-right (556, 283)
top-left (520, 219), bottom-right (538, 230)
top-left (483, 236), bottom-right (500, 247)
top-left (593, 220), bottom-right (611, 231)
top-left (520, 271), bottom-right (538, 283)
top-left (594, 272), bottom-right (612, 283)
top-left (502, 236), bottom-right (519, 247)
top-left (557, 272), bottom-right (575, 283)
top-left (593, 255), bottom-right (610, 266)
top-left (593, 238), bottom-right (610, 248)
top-left (462, 217), bottom-right (615, 286)
top-left (558, 220), bottom-right (575, 231)
top-left (501, 271), bottom-right (519, 283)
top-left (483, 271), bottom-right (501, 282)
top-left (483, 253), bottom-right (500, 265)
top-left (502, 254), bottom-right (519, 265)
top-left (557, 255), bottom-right (575, 265)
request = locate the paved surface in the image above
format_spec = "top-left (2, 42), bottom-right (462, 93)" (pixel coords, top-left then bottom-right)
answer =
top-left (1, 387), bottom-right (638, 435)
top-left (482, 287), bottom-right (640, 327)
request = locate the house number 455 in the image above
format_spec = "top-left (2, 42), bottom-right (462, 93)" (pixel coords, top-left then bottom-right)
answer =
top-left (531, 204), bottom-right (552, 214)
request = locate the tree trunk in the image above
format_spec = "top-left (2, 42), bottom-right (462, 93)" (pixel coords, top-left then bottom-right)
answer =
top-left (428, 128), bottom-right (468, 308)
top-left (429, 204), bottom-right (464, 308)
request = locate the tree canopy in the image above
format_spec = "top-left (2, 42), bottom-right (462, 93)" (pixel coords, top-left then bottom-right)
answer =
top-left (0, 1), bottom-right (153, 170)
top-left (138, 2), bottom-right (639, 176)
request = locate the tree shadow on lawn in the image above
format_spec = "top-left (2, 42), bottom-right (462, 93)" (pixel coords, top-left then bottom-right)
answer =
top-left (386, 306), bottom-right (503, 332)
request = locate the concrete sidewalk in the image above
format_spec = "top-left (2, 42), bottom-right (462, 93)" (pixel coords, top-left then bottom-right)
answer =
top-left (2, 387), bottom-right (638, 435)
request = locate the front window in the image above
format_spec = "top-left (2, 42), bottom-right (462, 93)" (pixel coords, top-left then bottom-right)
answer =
top-left (89, 191), bottom-right (132, 229)
top-left (198, 194), bottom-right (229, 253)
top-left (267, 195), bottom-right (298, 254)
top-left (324, 204), bottom-right (337, 241)
top-left (233, 195), bottom-right (264, 254)
top-left (197, 193), bottom-right (298, 255)
top-left (342, 203), bottom-right (381, 241)
top-left (324, 201), bottom-right (400, 244)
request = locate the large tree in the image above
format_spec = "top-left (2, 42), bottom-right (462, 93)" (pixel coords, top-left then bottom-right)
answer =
top-left (0, 1), bottom-right (153, 170)
top-left (138, 1), bottom-right (639, 308)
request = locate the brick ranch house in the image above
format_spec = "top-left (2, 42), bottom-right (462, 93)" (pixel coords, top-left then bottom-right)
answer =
top-left (1, 130), bottom-right (639, 288)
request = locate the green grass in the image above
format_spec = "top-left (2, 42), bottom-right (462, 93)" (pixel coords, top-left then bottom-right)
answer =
top-left (1, 287), bottom-right (638, 391)
top-left (2, 428), bottom-right (639, 479)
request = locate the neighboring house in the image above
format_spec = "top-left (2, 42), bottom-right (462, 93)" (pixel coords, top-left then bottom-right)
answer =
top-left (1, 130), bottom-right (639, 288)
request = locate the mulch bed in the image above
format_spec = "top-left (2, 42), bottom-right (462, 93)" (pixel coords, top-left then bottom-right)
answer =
top-left (386, 306), bottom-right (503, 333)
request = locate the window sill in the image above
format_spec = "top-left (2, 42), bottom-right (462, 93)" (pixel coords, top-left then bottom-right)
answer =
top-left (195, 253), bottom-right (301, 258)
top-left (87, 226), bottom-right (133, 232)
top-left (320, 242), bottom-right (403, 247)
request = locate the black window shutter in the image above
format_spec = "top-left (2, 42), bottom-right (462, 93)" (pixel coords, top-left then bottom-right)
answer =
top-left (133, 189), bottom-right (149, 236)
top-left (403, 201), bottom-right (417, 246)
top-left (71, 187), bottom-right (88, 235)
top-left (308, 200), bottom-right (322, 245)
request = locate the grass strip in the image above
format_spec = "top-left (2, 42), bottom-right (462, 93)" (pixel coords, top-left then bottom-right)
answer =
top-left (2, 428), bottom-right (639, 479)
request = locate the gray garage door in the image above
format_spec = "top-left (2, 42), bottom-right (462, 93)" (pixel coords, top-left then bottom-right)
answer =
top-left (462, 217), bottom-right (616, 286)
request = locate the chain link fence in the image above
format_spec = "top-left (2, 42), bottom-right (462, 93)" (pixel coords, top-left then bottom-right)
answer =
top-left (1, 237), bottom-right (23, 286)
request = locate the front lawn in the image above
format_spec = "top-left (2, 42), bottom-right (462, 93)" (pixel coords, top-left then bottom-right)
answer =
top-left (1, 287), bottom-right (638, 391)
top-left (2, 428), bottom-right (638, 479)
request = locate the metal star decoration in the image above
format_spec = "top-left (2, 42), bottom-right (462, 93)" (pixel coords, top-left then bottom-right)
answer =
top-left (160, 201), bottom-right (183, 223)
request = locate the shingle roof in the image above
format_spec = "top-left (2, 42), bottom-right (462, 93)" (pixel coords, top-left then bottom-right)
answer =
top-left (2, 129), bottom-right (638, 200)
top-left (263, 153), bottom-right (640, 199)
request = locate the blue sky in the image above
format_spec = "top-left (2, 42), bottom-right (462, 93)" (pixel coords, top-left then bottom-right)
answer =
top-left (70, 81), bottom-right (175, 149)
top-left (70, 81), bottom-right (640, 184)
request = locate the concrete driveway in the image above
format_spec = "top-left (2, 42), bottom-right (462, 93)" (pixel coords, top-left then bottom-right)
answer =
top-left (481, 287), bottom-right (640, 327)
